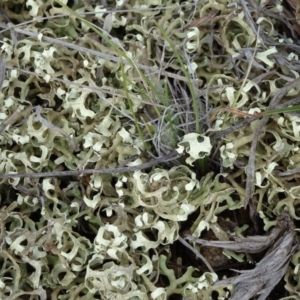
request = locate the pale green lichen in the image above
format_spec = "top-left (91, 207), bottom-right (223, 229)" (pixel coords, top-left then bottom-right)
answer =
top-left (0, 0), bottom-right (300, 298)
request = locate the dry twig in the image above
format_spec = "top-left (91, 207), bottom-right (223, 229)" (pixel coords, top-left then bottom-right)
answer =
top-left (184, 211), bottom-right (298, 300)
top-left (35, 106), bottom-right (78, 152)
top-left (0, 151), bottom-right (179, 179)
top-left (245, 77), bottom-right (300, 207)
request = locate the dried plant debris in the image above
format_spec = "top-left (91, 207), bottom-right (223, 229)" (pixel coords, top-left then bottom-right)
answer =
top-left (184, 211), bottom-right (299, 300)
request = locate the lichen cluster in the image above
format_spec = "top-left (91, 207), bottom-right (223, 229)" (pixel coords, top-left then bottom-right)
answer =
top-left (0, 0), bottom-right (300, 299)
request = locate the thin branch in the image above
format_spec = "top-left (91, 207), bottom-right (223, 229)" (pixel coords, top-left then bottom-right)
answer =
top-left (0, 152), bottom-right (179, 179)
top-left (178, 236), bottom-right (215, 273)
top-left (35, 106), bottom-right (78, 151)
top-left (245, 76), bottom-right (300, 207)
top-left (0, 24), bottom-right (202, 86)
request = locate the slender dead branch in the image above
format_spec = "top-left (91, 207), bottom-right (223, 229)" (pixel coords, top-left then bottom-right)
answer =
top-left (0, 24), bottom-right (202, 86)
top-left (0, 151), bottom-right (179, 179)
top-left (35, 106), bottom-right (78, 151)
top-left (178, 236), bottom-right (215, 273)
top-left (245, 76), bottom-right (300, 207)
